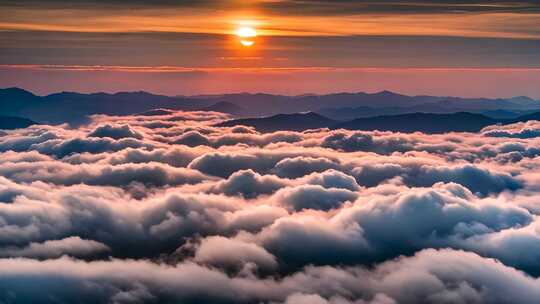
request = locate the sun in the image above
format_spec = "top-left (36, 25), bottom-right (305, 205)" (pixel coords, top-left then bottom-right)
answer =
top-left (236, 26), bottom-right (257, 38)
top-left (240, 40), bottom-right (254, 47)
top-left (236, 26), bottom-right (257, 47)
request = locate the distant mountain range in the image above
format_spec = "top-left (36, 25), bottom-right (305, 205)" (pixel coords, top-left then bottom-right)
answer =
top-left (333, 112), bottom-right (497, 133)
top-left (217, 111), bottom-right (540, 134)
top-left (216, 112), bottom-right (337, 132)
top-left (316, 105), bottom-right (540, 121)
top-left (0, 88), bottom-right (214, 124)
top-left (193, 91), bottom-right (540, 118)
top-left (2, 87), bottom-right (540, 124)
top-left (0, 116), bottom-right (36, 130)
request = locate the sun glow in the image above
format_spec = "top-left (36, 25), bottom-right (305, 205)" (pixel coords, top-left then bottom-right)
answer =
top-left (236, 26), bottom-right (257, 38)
top-left (240, 40), bottom-right (255, 47)
top-left (236, 26), bottom-right (257, 47)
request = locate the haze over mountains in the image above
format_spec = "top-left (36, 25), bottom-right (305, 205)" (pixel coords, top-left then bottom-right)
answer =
top-left (0, 88), bottom-right (214, 125)
top-left (2, 87), bottom-right (540, 133)
top-left (2, 87), bottom-right (540, 121)
top-left (192, 91), bottom-right (540, 120)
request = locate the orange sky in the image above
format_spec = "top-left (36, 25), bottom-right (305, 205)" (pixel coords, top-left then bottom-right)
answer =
top-left (1, 5), bottom-right (540, 39)
top-left (1, 0), bottom-right (539, 96)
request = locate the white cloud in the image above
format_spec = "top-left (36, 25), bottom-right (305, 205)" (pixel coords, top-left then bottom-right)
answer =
top-left (1, 111), bottom-right (540, 302)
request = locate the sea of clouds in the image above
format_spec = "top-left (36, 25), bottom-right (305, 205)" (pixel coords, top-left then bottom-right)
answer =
top-left (1, 110), bottom-right (540, 303)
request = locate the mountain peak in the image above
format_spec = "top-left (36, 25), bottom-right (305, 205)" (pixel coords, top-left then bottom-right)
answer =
top-left (0, 87), bottom-right (37, 98)
top-left (510, 96), bottom-right (534, 101)
top-left (374, 90), bottom-right (398, 96)
top-left (216, 111), bottom-right (337, 132)
top-left (0, 115), bottom-right (37, 130)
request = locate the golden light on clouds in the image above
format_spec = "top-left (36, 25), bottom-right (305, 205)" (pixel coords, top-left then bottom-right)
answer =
top-left (0, 5), bottom-right (539, 39)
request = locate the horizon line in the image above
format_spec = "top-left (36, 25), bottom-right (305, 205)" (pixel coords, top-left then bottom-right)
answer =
top-left (2, 85), bottom-right (537, 101)
top-left (3, 65), bottom-right (540, 73)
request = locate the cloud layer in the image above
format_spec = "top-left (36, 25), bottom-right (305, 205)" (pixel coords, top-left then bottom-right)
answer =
top-left (1, 110), bottom-right (540, 302)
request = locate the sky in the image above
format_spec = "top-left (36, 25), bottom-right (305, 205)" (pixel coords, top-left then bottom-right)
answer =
top-left (1, 0), bottom-right (540, 97)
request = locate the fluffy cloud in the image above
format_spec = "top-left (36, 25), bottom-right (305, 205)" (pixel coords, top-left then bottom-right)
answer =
top-left (191, 236), bottom-right (278, 271)
top-left (88, 124), bottom-right (144, 140)
top-left (302, 169), bottom-right (360, 191)
top-left (0, 236), bottom-right (110, 259)
top-left (208, 169), bottom-right (288, 198)
top-left (1, 110), bottom-right (540, 302)
top-left (272, 185), bottom-right (358, 211)
top-left (252, 183), bottom-right (534, 269)
top-left (273, 156), bottom-right (342, 178)
top-left (483, 121), bottom-right (540, 139)
top-left (0, 160), bottom-right (214, 187)
top-left (1, 249), bottom-right (540, 303)
top-left (322, 132), bottom-right (414, 154)
top-left (351, 163), bottom-right (521, 195)
top-left (188, 152), bottom-right (263, 178)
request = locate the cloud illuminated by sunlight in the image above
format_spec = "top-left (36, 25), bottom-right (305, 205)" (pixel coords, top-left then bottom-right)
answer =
top-left (0, 6), bottom-right (539, 39)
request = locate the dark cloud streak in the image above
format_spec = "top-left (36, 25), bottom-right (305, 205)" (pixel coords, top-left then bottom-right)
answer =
top-left (2, 0), bottom-right (540, 15)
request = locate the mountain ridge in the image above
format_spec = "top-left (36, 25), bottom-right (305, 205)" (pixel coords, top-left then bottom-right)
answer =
top-left (2, 87), bottom-right (540, 125)
top-left (216, 112), bottom-right (337, 132)
top-left (216, 111), bottom-right (540, 134)
top-left (0, 116), bottom-right (37, 130)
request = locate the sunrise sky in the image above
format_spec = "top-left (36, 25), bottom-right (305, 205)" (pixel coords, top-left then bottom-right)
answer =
top-left (1, 0), bottom-right (540, 97)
